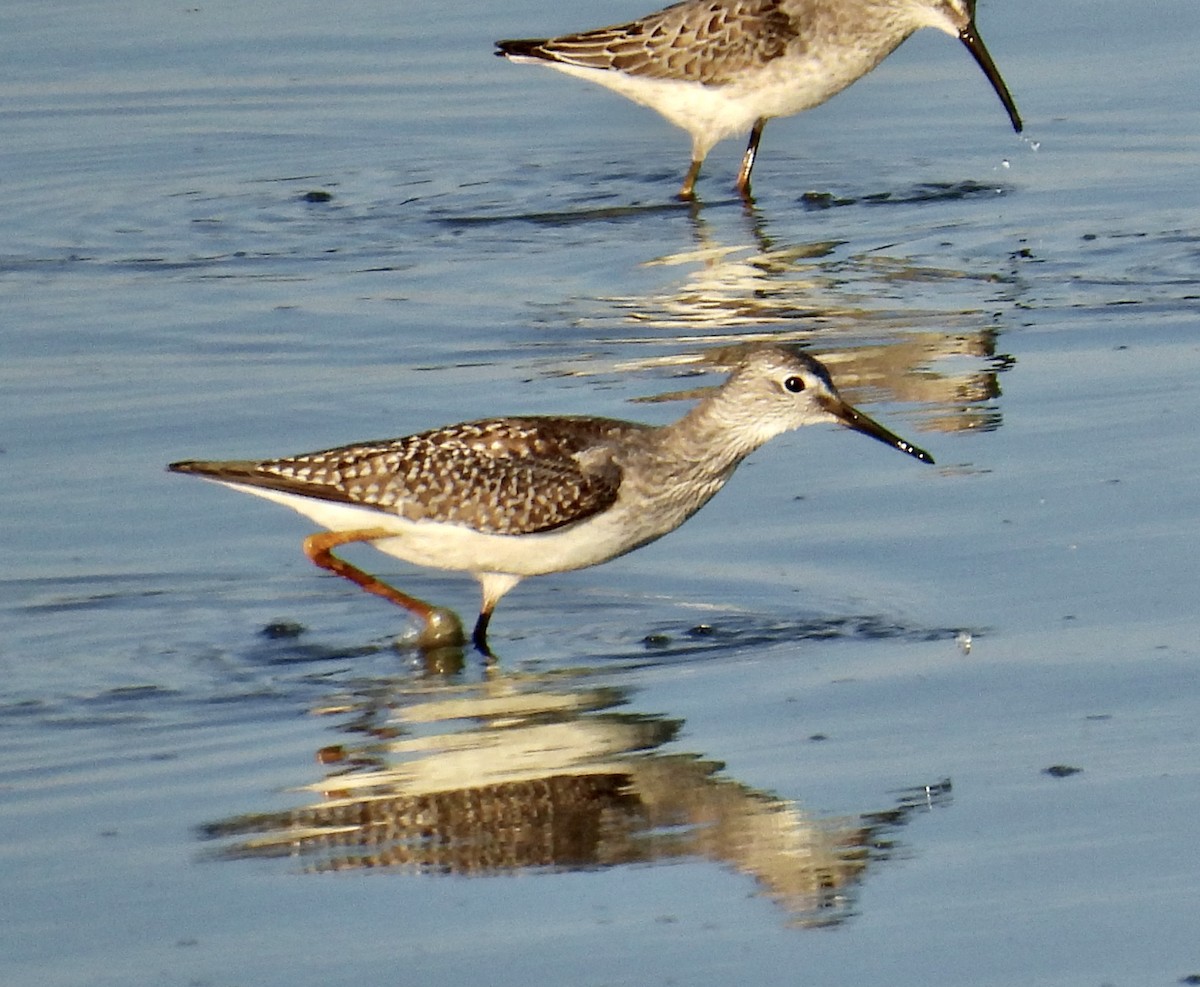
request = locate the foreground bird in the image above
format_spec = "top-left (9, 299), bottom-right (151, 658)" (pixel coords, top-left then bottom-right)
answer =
top-left (169, 345), bottom-right (933, 654)
top-left (496, 0), bottom-right (1022, 199)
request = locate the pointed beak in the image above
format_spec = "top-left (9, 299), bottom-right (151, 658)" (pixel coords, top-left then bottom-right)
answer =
top-left (959, 21), bottom-right (1023, 133)
top-left (820, 395), bottom-right (934, 464)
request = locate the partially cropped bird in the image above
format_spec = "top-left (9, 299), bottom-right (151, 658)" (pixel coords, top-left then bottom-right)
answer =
top-left (496, 0), bottom-right (1022, 199)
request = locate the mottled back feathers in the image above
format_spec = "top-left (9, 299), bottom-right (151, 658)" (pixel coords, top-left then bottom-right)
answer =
top-left (170, 417), bottom-right (648, 536)
top-left (497, 0), bottom-right (802, 86)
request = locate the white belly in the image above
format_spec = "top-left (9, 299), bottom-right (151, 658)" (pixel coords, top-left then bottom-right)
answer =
top-left (513, 47), bottom-right (890, 156)
top-left (216, 479), bottom-right (708, 580)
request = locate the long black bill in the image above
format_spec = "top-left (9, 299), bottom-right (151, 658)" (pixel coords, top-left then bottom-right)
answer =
top-left (822, 395), bottom-right (934, 464)
top-left (959, 23), bottom-right (1023, 133)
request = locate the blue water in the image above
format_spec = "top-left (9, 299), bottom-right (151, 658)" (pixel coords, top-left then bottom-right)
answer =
top-left (3, 1), bottom-right (1200, 984)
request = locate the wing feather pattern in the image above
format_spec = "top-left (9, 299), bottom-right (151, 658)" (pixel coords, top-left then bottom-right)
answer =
top-left (170, 418), bottom-right (647, 536)
top-left (497, 0), bottom-right (802, 86)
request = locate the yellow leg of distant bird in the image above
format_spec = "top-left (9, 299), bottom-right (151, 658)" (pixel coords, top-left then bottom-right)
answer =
top-left (735, 118), bottom-right (767, 200)
top-left (678, 159), bottom-right (703, 201)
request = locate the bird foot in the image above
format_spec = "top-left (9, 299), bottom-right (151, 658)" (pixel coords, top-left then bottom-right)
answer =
top-left (415, 606), bottom-right (467, 650)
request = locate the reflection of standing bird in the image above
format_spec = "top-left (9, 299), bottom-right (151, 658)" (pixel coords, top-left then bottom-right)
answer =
top-left (170, 346), bottom-right (932, 654)
top-left (497, 0), bottom-right (1022, 199)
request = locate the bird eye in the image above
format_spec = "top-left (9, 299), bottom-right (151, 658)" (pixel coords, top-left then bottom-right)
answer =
top-left (784, 376), bottom-right (805, 393)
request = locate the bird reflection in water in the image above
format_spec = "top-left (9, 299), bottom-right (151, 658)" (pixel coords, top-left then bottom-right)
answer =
top-left (200, 672), bottom-right (950, 927)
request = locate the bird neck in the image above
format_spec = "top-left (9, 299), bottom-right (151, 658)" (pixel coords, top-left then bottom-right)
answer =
top-left (655, 387), bottom-right (774, 476)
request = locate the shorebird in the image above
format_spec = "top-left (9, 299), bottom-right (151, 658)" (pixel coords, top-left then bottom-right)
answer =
top-left (169, 345), bottom-right (933, 654)
top-left (496, 0), bottom-right (1023, 199)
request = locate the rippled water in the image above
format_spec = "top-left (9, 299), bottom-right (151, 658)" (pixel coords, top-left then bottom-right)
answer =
top-left (3, 1), bottom-right (1200, 984)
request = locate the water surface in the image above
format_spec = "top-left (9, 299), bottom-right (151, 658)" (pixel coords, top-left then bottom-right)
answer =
top-left (3, 1), bottom-right (1200, 984)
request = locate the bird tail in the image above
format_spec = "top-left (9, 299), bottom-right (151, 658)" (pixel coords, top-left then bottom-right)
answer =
top-left (495, 38), bottom-right (551, 60)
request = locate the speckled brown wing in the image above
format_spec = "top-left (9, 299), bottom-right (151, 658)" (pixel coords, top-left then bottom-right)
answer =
top-left (499, 0), bottom-right (801, 86)
top-left (171, 417), bottom-right (644, 536)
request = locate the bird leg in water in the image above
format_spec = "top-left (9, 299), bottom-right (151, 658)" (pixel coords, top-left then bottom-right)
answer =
top-left (735, 117), bottom-right (767, 198)
top-left (302, 529), bottom-right (466, 648)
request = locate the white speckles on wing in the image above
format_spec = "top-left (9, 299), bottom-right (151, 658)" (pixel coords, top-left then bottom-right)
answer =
top-left (186, 418), bottom-right (645, 536)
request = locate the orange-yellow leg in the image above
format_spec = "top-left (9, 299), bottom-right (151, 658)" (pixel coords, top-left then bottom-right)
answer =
top-left (678, 159), bottom-right (703, 201)
top-left (735, 117), bottom-right (767, 200)
top-left (302, 529), bottom-right (465, 649)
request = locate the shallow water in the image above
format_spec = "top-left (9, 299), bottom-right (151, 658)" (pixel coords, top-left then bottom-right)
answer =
top-left (3, 0), bottom-right (1200, 984)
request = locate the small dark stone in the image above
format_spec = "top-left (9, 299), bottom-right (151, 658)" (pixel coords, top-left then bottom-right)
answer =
top-left (260, 620), bottom-right (305, 639)
top-left (302, 189), bottom-right (333, 202)
top-left (1042, 764), bottom-right (1083, 778)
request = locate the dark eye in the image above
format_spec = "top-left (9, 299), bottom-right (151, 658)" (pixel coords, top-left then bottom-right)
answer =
top-left (784, 376), bottom-right (805, 393)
